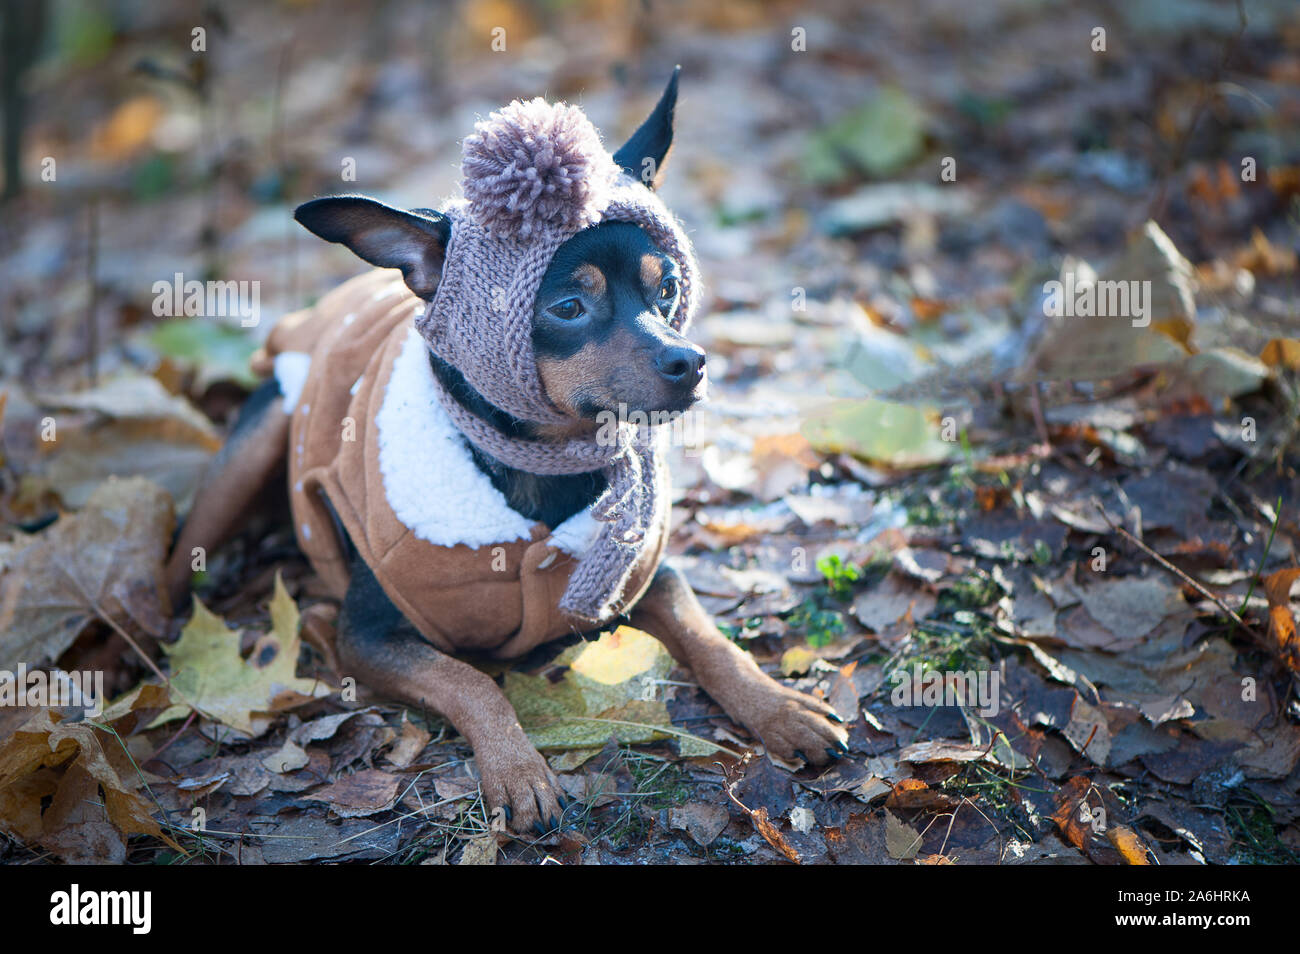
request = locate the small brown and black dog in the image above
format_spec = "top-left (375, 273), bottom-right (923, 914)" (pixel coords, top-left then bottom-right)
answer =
top-left (166, 71), bottom-right (847, 835)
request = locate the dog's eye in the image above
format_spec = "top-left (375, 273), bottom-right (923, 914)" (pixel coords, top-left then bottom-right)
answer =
top-left (658, 277), bottom-right (679, 301)
top-left (549, 298), bottom-right (585, 321)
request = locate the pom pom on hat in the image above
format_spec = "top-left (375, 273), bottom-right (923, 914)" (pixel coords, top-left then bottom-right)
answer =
top-left (461, 98), bottom-right (620, 239)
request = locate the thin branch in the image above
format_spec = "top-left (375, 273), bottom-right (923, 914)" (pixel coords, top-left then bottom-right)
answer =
top-left (1092, 502), bottom-right (1265, 640)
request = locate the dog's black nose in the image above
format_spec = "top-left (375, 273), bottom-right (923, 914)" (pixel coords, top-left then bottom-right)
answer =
top-left (654, 344), bottom-right (705, 385)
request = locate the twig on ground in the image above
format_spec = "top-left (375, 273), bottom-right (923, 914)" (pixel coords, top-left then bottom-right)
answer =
top-left (1092, 502), bottom-right (1265, 641)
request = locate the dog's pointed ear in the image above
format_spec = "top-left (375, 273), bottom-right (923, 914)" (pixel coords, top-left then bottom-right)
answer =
top-left (294, 196), bottom-right (451, 299)
top-left (612, 66), bottom-right (679, 191)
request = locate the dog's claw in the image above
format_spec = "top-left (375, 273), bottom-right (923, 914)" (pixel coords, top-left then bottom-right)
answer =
top-left (828, 711), bottom-right (845, 724)
top-left (503, 805), bottom-right (513, 823)
top-left (836, 739), bottom-right (850, 755)
top-left (794, 749), bottom-right (809, 764)
top-left (825, 746), bottom-right (842, 761)
top-left (548, 814), bottom-right (558, 830)
top-left (534, 821), bottom-right (547, 837)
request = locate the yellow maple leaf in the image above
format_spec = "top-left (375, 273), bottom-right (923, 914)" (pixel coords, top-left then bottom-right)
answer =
top-left (153, 574), bottom-right (330, 736)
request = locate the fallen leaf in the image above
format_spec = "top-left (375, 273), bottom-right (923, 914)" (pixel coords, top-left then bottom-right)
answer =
top-left (1138, 694), bottom-right (1195, 726)
top-left (780, 646), bottom-right (816, 677)
top-left (144, 321), bottom-right (261, 389)
top-left (154, 574), bottom-right (331, 736)
top-left (1106, 824), bottom-right (1152, 864)
top-left (504, 626), bottom-right (720, 754)
top-left (261, 740), bottom-right (310, 774)
top-left (1260, 338), bottom-right (1300, 371)
top-left (827, 662), bottom-right (859, 723)
top-left (854, 776), bottom-right (892, 804)
top-left (824, 811), bottom-right (892, 864)
top-left (1074, 576), bottom-right (1186, 643)
top-left (457, 834), bottom-right (499, 865)
top-left (384, 714), bottom-right (431, 769)
top-left (899, 740), bottom-right (995, 765)
top-left (1051, 776), bottom-right (1096, 852)
top-left (302, 767), bottom-right (402, 818)
top-left (0, 476), bottom-right (173, 671)
top-left (802, 399), bottom-right (954, 468)
top-left (88, 95), bottom-right (165, 160)
top-left (0, 684), bottom-right (179, 862)
top-left (885, 810), bottom-right (921, 860)
top-left (1262, 568), bottom-right (1300, 670)
top-left (36, 376), bottom-right (219, 510)
top-left (668, 801), bottom-right (729, 846)
top-left (852, 573), bottom-right (936, 634)
top-left (749, 805), bottom-right (799, 863)
top-left (1062, 695), bottom-right (1111, 766)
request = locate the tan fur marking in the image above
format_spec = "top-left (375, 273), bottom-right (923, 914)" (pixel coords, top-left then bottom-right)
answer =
top-left (571, 264), bottom-right (606, 297)
top-left (536, 339), bottom-right (617, 416)
top-left (640, 254), bottom-right (663, 291)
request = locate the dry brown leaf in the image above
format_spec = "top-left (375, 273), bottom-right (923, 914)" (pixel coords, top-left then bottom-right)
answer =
top-left (457, 834), bottom-right (499, 865)
top-left (749, 805), bottom-right (800, 863)
top-left (302, 767), bottom-right (402, 818)
top-left (36, 376), bottom-right (219, 510)
top-left (899, 740), bottom-right (994, 765)
top-left (751, 433), bottom-right (820, 501)
top-left (827, 661), bottom-right (859, 723)
top-left (1262, 567), bottom-right (1300, 671)
top-left (1260, 338), bottom-right (1300, 371)
top-left (0, 476), bottom-right (173, 671)
top-left (88, 95), bottom-right (165, 160)
top-left (885, 810), bottom-right (922, 860)
top-left (1062, 695), bottom-right (1112, 766)
top-left (1105, 824), bottom-right (1152, 864)
top-left (1051, 776), bottom-right (1095, 852)
top-left (668, 801), bottom-right (729, 847)
top-left (726, 766), bottom-right (800, 863)
top-left (384, 714), bottom-right (432, 769)
top-left (1233, 228), bottom-right (1298, 277)
top-left (885, 778), bottom-right (959, 813)
top-left (0, 683), bottom-right (179, 862)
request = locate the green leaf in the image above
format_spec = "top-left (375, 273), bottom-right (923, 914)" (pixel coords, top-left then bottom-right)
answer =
top-left (144, 320), bottom-right (260, 388)
top-left (502, 626), bottom-right (722, 755)
top-left (804, 87), bottom-right (927, 183)
top-left (801, 398), bottom-right (955, 468)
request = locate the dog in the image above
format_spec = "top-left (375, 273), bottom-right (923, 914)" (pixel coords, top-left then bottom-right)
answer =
top-left (166, 70), bottom-right (848, 835)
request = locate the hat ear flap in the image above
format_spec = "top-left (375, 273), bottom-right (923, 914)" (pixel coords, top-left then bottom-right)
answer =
top-left (295, 196), bottom-right (451, 299)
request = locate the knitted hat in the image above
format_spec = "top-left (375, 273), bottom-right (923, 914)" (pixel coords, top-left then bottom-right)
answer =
top-left (414, 98), bottom-right (700, 627)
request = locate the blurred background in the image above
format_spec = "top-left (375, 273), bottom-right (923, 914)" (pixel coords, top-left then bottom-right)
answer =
top-left (3, 0), bottom-right (1297, 398)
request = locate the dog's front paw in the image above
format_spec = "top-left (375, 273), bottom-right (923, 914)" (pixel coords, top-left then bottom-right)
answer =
top-left (733, 679), bottom-right (850, 768)
top-left (475, 731), bottom-right (565, 837)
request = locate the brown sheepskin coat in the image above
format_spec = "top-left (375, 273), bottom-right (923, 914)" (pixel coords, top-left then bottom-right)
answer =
top-left (250, 270), bottom-right (667, 658)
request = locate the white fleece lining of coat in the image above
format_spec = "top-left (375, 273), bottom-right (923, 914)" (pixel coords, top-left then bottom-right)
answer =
top-left (376, 328), bottom-right (601, 554)
top-left (550, 507), bottom-right (602, 555)
top-left (274, 352), bottom-right (312, 413)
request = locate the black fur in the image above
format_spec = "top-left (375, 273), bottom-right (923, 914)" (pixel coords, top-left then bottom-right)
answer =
top-left (230, 376), bottom-right (285, 439)
top-left (611, 66), bottom-right (678, 186)
top-left (340, 552), bottom-right (418, 645)
top-left (530, 221), bottom-right (678, 365)
top-left (426, 350), bottom-right (607, 528)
